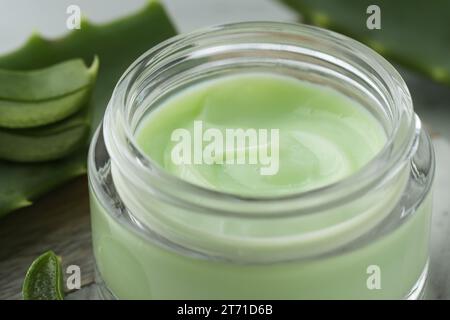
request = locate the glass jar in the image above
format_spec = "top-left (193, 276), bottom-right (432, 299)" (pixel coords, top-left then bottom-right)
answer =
top-left (88, 22), bottom-right (434, 299)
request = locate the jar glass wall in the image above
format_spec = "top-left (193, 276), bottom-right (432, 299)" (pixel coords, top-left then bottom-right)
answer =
top-left (88, 22), bottom-right (434, 299)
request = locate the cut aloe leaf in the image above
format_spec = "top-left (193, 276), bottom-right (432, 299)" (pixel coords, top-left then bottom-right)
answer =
top-left (0, 83), bottom-right (94, 129)
top-left (0, 1), bottom-right (176, 216)
top-left (0, 2), bottom-right (176, 131)
top-left (0, 153), bottom-right (86, 216)
top-left (280, 0), bottom-right (450, 86)
top-left (0, 111), bottom-right (89, 162)
top-left (0, 57), bottom-right (98, 102)
top-left (22, 251), bottom-right (64, 300)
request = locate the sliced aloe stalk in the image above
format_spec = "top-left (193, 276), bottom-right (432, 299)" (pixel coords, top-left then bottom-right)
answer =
top-left (280, 0), bottom-right (450, 86)
top-left (0, 57), bottom-right (98, 102)
top-left (0, 83), bottom-right (94, 129)
top-left (0, 111), bottom-right (89, 162)
top-left (22, 251), bottom-right (64, 300)
top-left (0, 2), bottom-right (176, 216)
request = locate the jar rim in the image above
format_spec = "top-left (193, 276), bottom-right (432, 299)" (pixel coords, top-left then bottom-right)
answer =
top-left (102, 21), bottom-right (417, 217)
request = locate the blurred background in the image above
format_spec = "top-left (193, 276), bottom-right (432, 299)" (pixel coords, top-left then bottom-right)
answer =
top-left (0, 0), bottom-right (449, 299)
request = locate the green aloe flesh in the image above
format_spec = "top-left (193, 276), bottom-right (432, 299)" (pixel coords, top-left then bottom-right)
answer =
top-left (22, 251), bottom-right (64, 300)
top-left (0, 111), bottom-right (89, 162)
top-left (0, 57), bottom-right (98, 102)
top-left (281, 0), bottom-right (450, 86)
top-left (0, 1), bottom-right (176, 217)
top-left (0, 57), bottom-right (98, 128)
top-left (0, 81), bottom-right (94, 129)
top-left (0, 57), bottom-right (97, 160)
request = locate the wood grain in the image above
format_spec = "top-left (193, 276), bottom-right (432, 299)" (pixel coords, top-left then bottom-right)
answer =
top-left (0, 176), bottom-right (94, 300)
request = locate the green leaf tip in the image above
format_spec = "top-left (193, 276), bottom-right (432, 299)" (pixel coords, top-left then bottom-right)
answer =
top-left (22, 251), bottom-right (64, 300)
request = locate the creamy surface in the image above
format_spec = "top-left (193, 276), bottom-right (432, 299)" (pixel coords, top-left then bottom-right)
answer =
top-left (136, 73), bottom-right (386, 196)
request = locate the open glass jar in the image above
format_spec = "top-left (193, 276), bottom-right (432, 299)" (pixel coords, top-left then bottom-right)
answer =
top-left (88, 22), bottom-right (434, 299)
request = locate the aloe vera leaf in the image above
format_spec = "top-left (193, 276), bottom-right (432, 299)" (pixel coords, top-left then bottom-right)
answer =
top-left (0, 57), bottom-right (98, 102)
top-left (22, 251), bottom-right (64, 300)
top-left (0, 1), bottom-right (177, 130)
top-left (0, 56), bottom-right (98, 128)
top-left (0, 153), bottom-right (86, 216)
top-left (0, 111), bottom-right (89, 162)
top-left (0, 1), bottom-right (176, 216)
top-left (280, 0), bottom-right (450, 85)
top-left (0, 85), bottom-right (93, 129)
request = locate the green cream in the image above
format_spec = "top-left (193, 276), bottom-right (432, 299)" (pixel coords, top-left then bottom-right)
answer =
top-left (91, 192), bottom-right (431, 299)
top-left (136, 74), bottom-right (386, 196)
